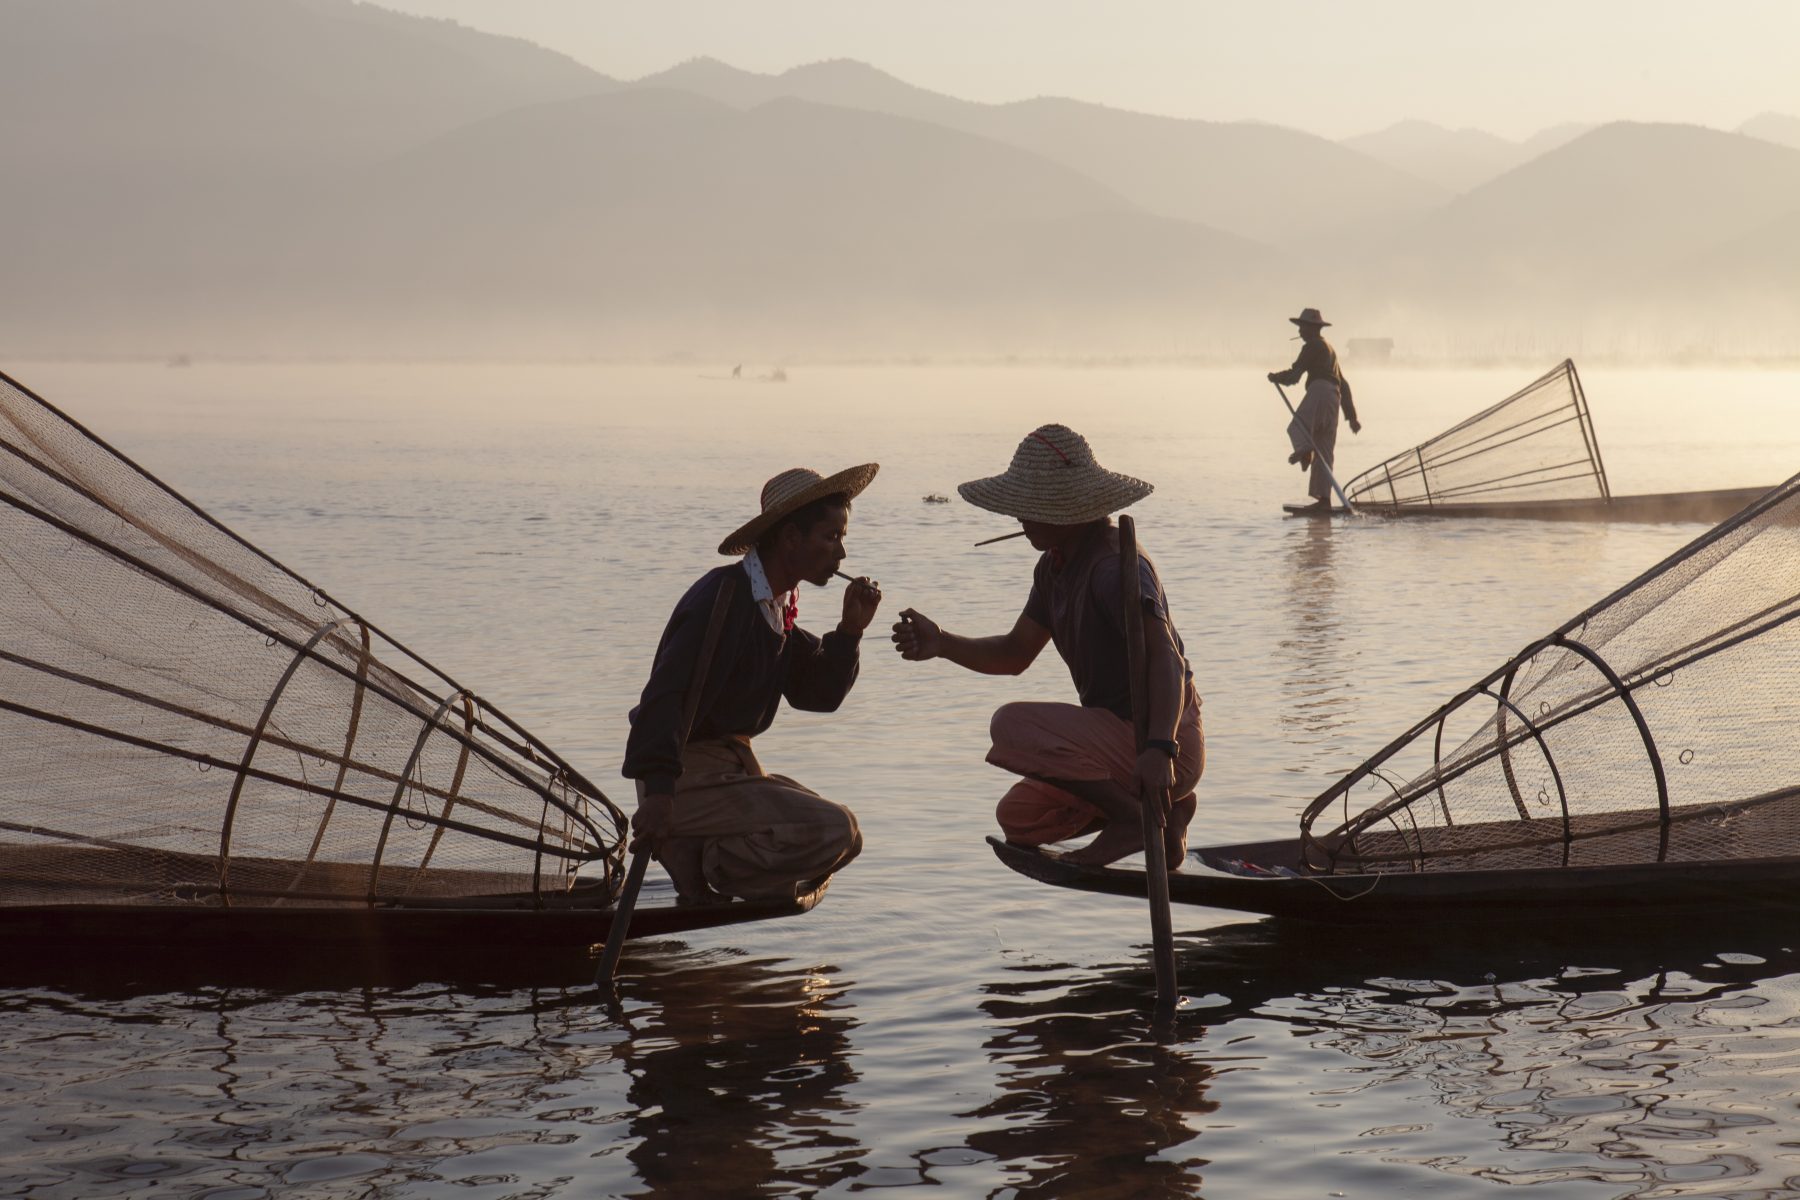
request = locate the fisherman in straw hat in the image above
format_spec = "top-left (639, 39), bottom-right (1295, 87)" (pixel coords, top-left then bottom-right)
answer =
top-left (623, 463), bottom-right (883, 904)
top-left (890, 425), bottom-right (1203, 868)
top-left (1269, 307), bottom-right (1361, 508)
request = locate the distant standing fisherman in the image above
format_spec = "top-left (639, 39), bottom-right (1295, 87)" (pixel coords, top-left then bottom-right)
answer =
top-left (1269, 307), bottom-right (1361, 508)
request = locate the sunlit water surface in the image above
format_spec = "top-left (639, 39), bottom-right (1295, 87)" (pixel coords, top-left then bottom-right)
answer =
top-left (4, 362), bottom-right (1800, 1198)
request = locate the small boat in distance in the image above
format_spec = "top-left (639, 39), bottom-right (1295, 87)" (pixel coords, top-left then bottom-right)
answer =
top-left (1309, 360), bottom-right (1775, 524)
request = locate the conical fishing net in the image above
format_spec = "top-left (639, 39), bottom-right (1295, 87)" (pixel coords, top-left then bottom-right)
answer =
top-left (1302, 475), bottom-right (1800, 874)
top-left (0, 369), bottom-right (625, 910)
top-left (1344, 360), bottom-right (1610, 510)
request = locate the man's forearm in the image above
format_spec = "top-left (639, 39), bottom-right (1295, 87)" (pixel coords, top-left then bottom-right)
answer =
top-left (1145, 626), bottom-right (1185, 743)
top-left (938, 630), bottom-right (1031, 675)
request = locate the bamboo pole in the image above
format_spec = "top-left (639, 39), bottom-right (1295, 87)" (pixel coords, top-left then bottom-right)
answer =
top-left (1118, 515), bottom-right (1179, 1017)
top-left (596, 571), bottom-right (738, 988)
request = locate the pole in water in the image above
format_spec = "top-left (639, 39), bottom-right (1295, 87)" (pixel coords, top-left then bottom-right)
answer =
top-left (1119, 514), bottom-right (1180, 1019)
top-left (596, 572), bottom-right (737, 990)
top-left (1272, 381), bottom-right (1356, 514)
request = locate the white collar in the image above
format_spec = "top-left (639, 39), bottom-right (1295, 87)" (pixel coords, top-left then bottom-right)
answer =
top-left (741, 548), bottom-right (793, 633)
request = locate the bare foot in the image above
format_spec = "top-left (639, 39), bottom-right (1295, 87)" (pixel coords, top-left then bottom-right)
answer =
top-left (1063, 821), bottom-right (1146, 867)
top-left (1164, 795), bottom-right (1197, 871)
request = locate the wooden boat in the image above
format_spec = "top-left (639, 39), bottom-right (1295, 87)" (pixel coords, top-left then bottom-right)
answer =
top-left (1294, 486), bottom-right (1774, 524)
top-left (1330, 360), bottom-right (1773, 523)
top-left (1010, 471), bottom-right (1800, 926)
top-left (990, 832), bottom-right (1800, 925)
top-left (0, 366), bottom-right (830, 982)
top-left (0, 858), bottom-right (827, 982)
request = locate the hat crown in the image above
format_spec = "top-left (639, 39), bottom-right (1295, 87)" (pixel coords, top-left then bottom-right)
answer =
top-left (1295, 307), bottom-right (1326, 324)
top-left (1008, 424), bottom-right (1096, 475)
top-left (759, 467), bottom-right (828, 513)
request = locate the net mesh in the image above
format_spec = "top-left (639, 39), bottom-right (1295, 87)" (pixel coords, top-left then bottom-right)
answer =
top-left (1302, 474), bottom-right (1800, 874)
top-left (0, 369), bottom-right (625, 910)
top-left (1343, 360), bottom-right (1610, 510)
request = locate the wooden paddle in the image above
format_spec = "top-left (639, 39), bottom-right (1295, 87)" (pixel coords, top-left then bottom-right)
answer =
top-left (1272, 381), bottom-right (1357, 514)
top-left (1119, 515), bottom-right (1180, 1018)
top-left (595, 570), bottom-right (738, 988)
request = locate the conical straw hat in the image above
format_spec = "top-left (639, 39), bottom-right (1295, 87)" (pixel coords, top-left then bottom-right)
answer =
top-left (718, 463), bottom-right (879, 556)
top-left (957, 425), bottom-right (1152, 525)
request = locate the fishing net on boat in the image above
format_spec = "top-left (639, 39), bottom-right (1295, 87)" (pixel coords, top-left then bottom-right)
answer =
top-left (1301, 474), bottom-right (1799, 874)
top-left (1343, 360), bottom-right (1610, 510)
top-left (0, 369), bottom-right (626, 910)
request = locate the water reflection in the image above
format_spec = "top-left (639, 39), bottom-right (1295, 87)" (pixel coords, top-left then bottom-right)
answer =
top-left (0, 947), bottom-right (865, 1199)
top-left (965, 964), bottom-right (1216, 1197)
top-left (1277, 519), bottom-right (1355, 743)
top-left (611, 949), bottom-right (865, 1193)
top-left (1182, 918), bottom-right (1800, 1197)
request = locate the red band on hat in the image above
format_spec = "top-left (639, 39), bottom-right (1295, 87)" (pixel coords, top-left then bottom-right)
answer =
top-left (1030, 432), bottom-right (1072, 465)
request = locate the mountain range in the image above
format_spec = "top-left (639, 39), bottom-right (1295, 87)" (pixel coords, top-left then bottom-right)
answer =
top-left (3, 0), bottom-right (1797, 360)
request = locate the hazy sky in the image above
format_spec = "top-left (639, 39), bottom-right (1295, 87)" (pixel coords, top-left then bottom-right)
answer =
top-left (374, 0), bottom-right (1799, 140)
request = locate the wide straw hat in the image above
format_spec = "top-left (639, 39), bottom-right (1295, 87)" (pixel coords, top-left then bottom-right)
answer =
top-left (718, 463), bottom-right (879, 556)
top-left (1288, 307), bottom-right (1331, 327)
top-left (957, 424), bottom-right (1152, 525)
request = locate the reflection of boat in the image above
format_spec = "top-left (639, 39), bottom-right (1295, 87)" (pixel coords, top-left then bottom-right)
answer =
top-left (998, 470), bottom-right (1800, 925)
top-left (1337, 360), bottom-right (1774, 523)
top-left (0, 367), bottom-right (825, 980)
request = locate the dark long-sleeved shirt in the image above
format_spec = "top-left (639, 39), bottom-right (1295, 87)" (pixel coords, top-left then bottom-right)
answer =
top-left (1272, 337), bottom-right (1358, 425)
top-left (623, 563), bottom-right (861, 795)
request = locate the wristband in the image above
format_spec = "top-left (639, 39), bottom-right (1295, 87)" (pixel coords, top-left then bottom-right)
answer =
top-left (1146, 738), bottom-right (1179, 759)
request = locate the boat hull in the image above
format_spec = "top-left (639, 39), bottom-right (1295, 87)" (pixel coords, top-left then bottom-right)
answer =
top-left (1348, 486), bottom-right (1775, 524)
top-left (0, 877), bottom-right (827, 984)
top-left (989, 835), bottom-right (1800, 924)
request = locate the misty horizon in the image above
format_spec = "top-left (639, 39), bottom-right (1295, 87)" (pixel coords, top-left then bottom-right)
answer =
top-left (3, 0), bottom-right (1798, 364)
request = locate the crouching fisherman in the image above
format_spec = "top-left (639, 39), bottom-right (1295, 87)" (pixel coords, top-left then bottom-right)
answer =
top-left (890, 425), bottom-right (1203, 868)
top-left (622, 463), bottom-right (882, 904)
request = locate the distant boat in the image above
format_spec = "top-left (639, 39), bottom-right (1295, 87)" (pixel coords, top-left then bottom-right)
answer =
top-left (922, 493), bottom-right (949, 504)
top-left (1322, 360), bottom-right (1774, 523)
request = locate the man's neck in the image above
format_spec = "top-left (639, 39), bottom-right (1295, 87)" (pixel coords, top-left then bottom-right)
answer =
top-left (1045, 519), bottom-right (1107, 568)
top-left (761, 553), bottom-right (799, 596)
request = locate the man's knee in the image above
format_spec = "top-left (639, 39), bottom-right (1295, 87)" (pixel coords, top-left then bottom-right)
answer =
top-left (989, 701), bottom-right (1041, 748)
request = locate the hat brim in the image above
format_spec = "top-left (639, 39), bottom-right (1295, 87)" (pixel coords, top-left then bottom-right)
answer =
top-left (717, 462), bottom-right (879, 556)
top-left (957, 468), bottom-right (1153, 526)
top-left (1289, 316), bottom-right (1331, 327)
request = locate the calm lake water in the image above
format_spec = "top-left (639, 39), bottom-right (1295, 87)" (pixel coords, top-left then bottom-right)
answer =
top-left (4, 361), bottom-right (1800, 1199)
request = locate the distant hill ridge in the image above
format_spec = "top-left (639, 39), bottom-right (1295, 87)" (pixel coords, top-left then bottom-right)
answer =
top-left (3, 0), bottom-right (1799, 359)
top-left (633, 56), bottom-right (1446, 244)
